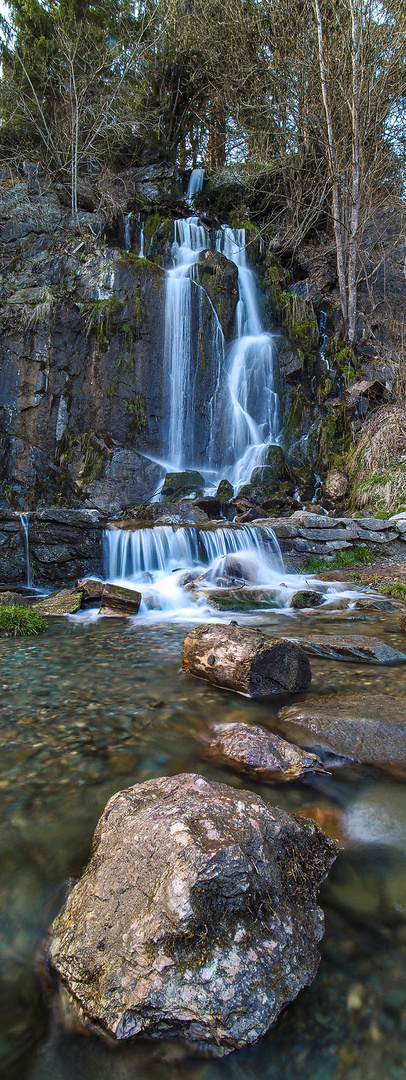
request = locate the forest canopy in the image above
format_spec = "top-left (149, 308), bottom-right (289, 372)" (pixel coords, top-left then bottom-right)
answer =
top-left (1, 0), bottom-right (405, 339)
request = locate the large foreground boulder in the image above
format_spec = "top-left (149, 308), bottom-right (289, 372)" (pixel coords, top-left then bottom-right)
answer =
top-left (47, 774), bottom-right (336, 1054)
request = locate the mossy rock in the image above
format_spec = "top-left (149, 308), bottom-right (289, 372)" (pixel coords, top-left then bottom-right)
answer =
top-left (206, 588), bottom-right (280, 611)
top-left (34, 589), bottom-right (83, 615)
top-left (290, 590), bottom-right (324, 610)
top-left (162, 471), bottom-right (205, 501)
top-left (216, 479), bottom-right (234, 502)
top-left (262, 444), bottom-right (286, 478)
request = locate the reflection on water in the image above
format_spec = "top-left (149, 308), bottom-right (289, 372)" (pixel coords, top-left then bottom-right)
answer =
top-left (1, 613), bottom-right (406, 1080)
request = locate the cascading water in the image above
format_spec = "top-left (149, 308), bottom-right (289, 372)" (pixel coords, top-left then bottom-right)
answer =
top-left (138, 222), bottom-right (145, 258)
top-left (187, 167), bottom-right (205, 202)
top-left (19, 513), bottom-right (32, 588)
top-left (162, 214), bottom-right (280, 490)
top-left (100, 522), bottom-right (357, 619)
top-left (216, 226), bottom-right (281, 491)
top-left (124, 212), bottom-right (132, 253)
top-left (164, 217), bottom-right (225, 472)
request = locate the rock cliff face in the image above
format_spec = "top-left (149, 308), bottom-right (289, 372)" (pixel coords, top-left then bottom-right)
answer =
top-left (0, 172), bottom-right (238, 511)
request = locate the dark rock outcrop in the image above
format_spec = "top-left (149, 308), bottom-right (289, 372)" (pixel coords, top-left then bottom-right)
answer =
top-left (47, 773), bottom-right (337, 1053)
top-left (0, 509), bottom-right (105, 584)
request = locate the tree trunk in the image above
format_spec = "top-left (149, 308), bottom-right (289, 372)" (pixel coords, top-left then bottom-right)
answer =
top-left (181, 624), bottom-right (311, 697)
top-left (347, 0), bottom-right (361, 343)
top-left (314, 0), bottom-right (348, 334)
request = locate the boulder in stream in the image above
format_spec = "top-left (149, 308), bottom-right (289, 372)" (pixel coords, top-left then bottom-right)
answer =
top-left (200, 721), bottom-right (327, 781)
top-left (100, 583), bottom-right (141, 616)
top-left (278, 691), bottom-right (406, 765)
top-left (76, 577), bottom-right (103, 603)
top-left (33, 588), bottom-right (83, 615)
top-left (181, 624), bottom-right (312, 697)
top-left (47, 773), bottom-right (337, 1054)
top-left (290, 590), bottom-right (324, 609)
top-left (285, 634), bottom-right (406, 664)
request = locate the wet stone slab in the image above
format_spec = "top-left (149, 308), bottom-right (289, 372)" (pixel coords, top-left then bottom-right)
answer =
top-left (278, 691), bottom-right (406, 765)
top-left (285, 634), bottom-right (406, 664)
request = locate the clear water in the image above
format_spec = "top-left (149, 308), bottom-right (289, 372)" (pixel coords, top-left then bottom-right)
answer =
top-left (2, 611), bottom-right (406, 1080)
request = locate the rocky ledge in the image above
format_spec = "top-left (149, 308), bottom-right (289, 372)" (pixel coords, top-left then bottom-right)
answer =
top-left (47, 773), bottom-right (337, 1055)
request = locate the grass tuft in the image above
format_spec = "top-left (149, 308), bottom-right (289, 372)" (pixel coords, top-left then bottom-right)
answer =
top-left (0, 605), bottom-right (47, 637)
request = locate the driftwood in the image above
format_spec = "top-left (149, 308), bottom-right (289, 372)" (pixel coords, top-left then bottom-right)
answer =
top-left (181, 624), bottom-right (311, 697)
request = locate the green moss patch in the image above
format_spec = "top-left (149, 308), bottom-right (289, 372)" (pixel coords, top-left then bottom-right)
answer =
top-left (301, 545), bottom-right (375, 574)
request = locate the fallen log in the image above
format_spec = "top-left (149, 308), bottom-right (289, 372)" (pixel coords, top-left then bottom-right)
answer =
top-left (181, 624), bottom-right (311, 697)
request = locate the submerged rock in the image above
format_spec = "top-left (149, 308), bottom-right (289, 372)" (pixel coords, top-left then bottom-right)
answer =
top-left (33, 588), bottom-right (82, 615)
top-left (286, 634), bottom-right (406, 664)
top-left (204, 587), bottom-right (280, 611)
top-left (47, 773), bottom-right (337, 1054)
top-left (200, 721), bottom-right (326, 781)
top-left (278, 691), bottom-right (406, 765)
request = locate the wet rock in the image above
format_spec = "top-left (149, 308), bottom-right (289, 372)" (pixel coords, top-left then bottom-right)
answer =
top-left (399, 614), bottom-right (406, 631)
top-left (216, 479), bottom-right (234, 502)
top-left (85, 450), bottom-right (162, 516)
top-left (162, 471), bottom-right (205, 502)
top-left (47, 773), bottom-right (337, 1054)
top-left (0, 591), bottom-right (31, 607)
top-left (33, 589), bottom-right (83, 615)
top-left (204, 587), bottom-right (280, 611)
top-left (324, 470), bottom-right (348, 501)
top-left (76, 578), bottom-right (103, 603)
top-left (181, 624), bottom-right (312, 697)
top-left (290, 590), bottom-right (324, 609)
top-left (286, 634), bottom-right (406, 664)
top-left (278, 691), bottom-right (406, 765)
top-left (122, 503), bottom-right (209, 525)
top-left (100, 583), bottom-right (141, 616)
top-left (200, 721), bottom-right (326, 781)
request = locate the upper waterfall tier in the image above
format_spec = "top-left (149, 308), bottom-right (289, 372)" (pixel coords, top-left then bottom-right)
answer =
top-left (162, 217), bottom-right (281, 493)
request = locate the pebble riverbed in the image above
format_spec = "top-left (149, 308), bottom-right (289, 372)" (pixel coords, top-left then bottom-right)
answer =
top-left (1, 610), bottom-right (406, 1080)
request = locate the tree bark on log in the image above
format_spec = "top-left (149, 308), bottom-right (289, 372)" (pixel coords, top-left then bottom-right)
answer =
top-left (181, 624), bottom-right (311, 697)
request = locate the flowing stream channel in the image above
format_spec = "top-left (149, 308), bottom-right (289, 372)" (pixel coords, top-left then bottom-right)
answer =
top-left (1, 610), bottom-right (406, 1080)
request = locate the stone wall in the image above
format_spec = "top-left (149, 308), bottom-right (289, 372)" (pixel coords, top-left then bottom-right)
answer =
top-left (0, 510), bottom-right (106, 584)
top-left (270, 511), bottom-right (406, 562)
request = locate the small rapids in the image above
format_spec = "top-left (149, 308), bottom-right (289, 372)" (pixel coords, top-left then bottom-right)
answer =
top-left (101, 524), bottom-right (359, 620)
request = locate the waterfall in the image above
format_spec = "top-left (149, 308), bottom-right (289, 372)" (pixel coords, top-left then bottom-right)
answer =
top-left (164, 218), bottom-right (214, 469)
top-left (187, 168), bottom-right (205, 202)
top-left (216, 226), bottom-right (281, 491)
top-left (124, 212), bottom-right (132, 253)
top-left (104, 523), bottom-right (282, 580)
top-left (19, 513), bottom-right (32, 588)
top-left (138, 222), bottom-right (145, 258)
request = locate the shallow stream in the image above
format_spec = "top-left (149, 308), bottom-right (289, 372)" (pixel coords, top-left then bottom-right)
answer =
top-left (1, 610), bottom-right (406, 1080)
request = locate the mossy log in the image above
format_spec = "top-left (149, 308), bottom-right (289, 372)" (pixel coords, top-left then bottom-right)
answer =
top-left (181, 624), bottom-right (311, 697)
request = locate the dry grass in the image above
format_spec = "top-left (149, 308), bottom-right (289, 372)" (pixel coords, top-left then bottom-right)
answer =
top-left (348, 404), bottom-right (406, 513)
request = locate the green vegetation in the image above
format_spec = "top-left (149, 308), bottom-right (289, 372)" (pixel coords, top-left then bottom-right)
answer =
top-left (80, 432), bottom-right (105, 482)
top-left (301, 544), bottom-right (375, 574)
top-left (123, 393), bottom-right (147, 431)
top-left (0, 605), bottom-right (47, 637)
top-left (377, 581), bottom-right (406, 601)
top-left (84, 298), bottom-right (122, 350)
